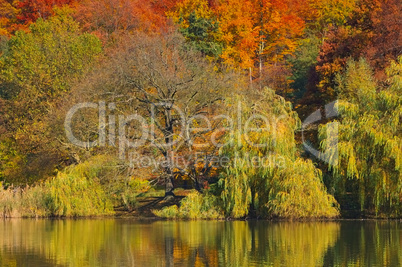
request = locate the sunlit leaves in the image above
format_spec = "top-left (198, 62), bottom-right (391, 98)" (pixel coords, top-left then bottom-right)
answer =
top-left (307, 0), bottom-right (357, 30)
top-left (0, 7), bottom-right (102, 99)
top-left (219, 88), bottom-right (339, 218)
top-left (320, 58), bottom-right (402, 216)
top-left (0, 10), bottom-right (102, 184)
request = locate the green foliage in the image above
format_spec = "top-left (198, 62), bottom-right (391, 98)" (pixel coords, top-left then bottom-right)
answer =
top-left (309, 0), bottom-right (357, 31)
top-left (119, 178), bottom-right (150, 211)
top-left (0, 7), bottom-right (102, 99)
top-left (85, 155), bottom-right (151, 211)
top-left (320, 57), bottom-right (402, 216)
top-left (219, 88), bottom-right (339, 219)
top-left (179, 12), bottom-right (223, 58)
top-left (43, 163), bottom-right (114, 217)
top-left (0, 1), bottom-right (399, 220)
top-left (0, 8), bottom-right (103, 185)
top-left (153, 205), bottom-right (180, 218)
top-left (288, 34), bottom-right (321, 100)
top-left (0, 154), bottom-right (157, 217)
top-left (0, 156), bottom-right (115, 218)
top-left (267, 158), bottom-right (340, 218)
top-left (153, 190), bottom-right (224, 219)
top-left (0, 140), bottom-right (24, 182)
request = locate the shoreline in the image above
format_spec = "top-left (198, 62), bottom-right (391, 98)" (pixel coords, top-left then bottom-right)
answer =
top-left (1, 212), bottom-right (401, 221)
top-left (2, 192), bottom-right (400, 220)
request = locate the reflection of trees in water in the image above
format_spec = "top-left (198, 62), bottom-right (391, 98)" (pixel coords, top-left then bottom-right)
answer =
top-left (322, 221), bottom-right (402, 266)
top-left (0, 220), bottom-right (400, 266)
top-left (0, 219), bottom-right (115, 266)
top-left (0, 252), bottom-right (58, 266)
top-left (214, 221), bottom-right (341, 266)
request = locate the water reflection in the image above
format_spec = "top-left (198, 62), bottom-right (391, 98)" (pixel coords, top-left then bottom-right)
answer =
top-left (0, 219), bottom-right (400, 266)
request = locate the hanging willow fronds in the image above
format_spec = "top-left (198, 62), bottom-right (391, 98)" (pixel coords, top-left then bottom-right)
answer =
top-left (219, 88), bottom-right (339, 219)
top-left (320, 57), bottom-right (402, 216)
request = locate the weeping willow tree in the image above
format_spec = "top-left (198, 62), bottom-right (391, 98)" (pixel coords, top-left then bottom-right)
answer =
top-left (320, 57), bottom-right (402, 216)
top-left (219, 88), bottom-right (339, 219)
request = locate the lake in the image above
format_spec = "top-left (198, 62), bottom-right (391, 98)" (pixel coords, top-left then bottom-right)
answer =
top-left (0, 219), bottom-right (400, 266)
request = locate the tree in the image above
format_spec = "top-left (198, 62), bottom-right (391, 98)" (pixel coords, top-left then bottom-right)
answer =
top-left (215, 0), bottom-right (258, 73)
top-left (179, 12), bottom-right (223, 58)
top-left (319, 58), bottom-right (402, 216)
top-left (171, 0), bottom-right (306, 85)
top-left (288, 34), bottom-right (321, 102)
top-left (312, 0), bottom-right (401, 102)
top-left (168, 0), bottom-right (223, 59)
top-left (0, 8), bottom-right (102, 184)
top-left (67, 32), bottom-right (235, 197)
top-left (306, 0), bottom-right (357, 34)
top-left (219, 88), bottom-right (339, 218)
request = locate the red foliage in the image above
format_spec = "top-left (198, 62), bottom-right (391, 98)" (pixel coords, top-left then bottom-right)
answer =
top-left (16, 0), bottom-right (77, 24)
top-left (315, 0), bottom-right (401, 94)
top-left (366, 0), bottom-right (402, 79)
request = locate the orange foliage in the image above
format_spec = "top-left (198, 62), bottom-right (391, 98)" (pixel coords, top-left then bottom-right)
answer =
top-left (168, 0), bottom-right (305, 74)
top-left (215, 0), bottom-right (258, 69)
top-left (215, 0), bottom-right (305, 70)
top-left (0, 0), bottom-right (24, 36)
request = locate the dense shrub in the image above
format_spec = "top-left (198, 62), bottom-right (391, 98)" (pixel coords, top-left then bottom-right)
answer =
top-left (153, 191), bottom-right (224, 219)
top-left (43, 173), bottom-right (114, 217)
top-left (0, 156), bottom-right (116, 217)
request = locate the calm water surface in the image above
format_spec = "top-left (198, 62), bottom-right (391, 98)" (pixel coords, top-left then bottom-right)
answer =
top-left (0, 219), bottom-right (400, 266)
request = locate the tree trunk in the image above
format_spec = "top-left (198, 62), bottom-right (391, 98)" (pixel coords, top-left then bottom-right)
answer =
top-left (194, 177), bottom-right (202, 192)
top-left (164, 107), bottom-right (175, 199)
top-left (165, 172), bottom-right (175, 198)
top-left (163, 154), bottom-right (175, 198)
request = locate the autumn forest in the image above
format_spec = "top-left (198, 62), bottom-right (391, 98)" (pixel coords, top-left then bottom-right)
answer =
top-left (0, 0), bottom-right (401, 219)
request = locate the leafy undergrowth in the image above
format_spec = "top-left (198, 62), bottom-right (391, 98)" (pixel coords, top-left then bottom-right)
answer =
top-left (152, 190), bottom-right (224, 219)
